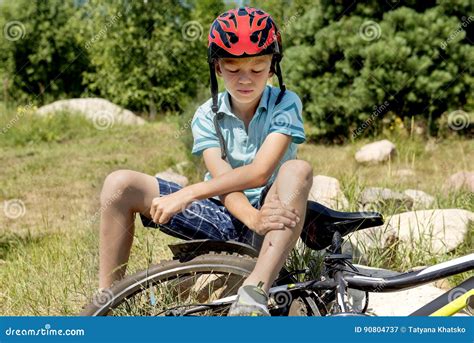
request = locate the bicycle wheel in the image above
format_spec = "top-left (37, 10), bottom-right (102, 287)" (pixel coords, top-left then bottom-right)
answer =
top-left (81, 252), bottom-right (256, 316)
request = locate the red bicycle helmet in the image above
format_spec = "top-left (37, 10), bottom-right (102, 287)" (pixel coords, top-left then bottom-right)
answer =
top-left (207, 7), bottom-right (286, 160)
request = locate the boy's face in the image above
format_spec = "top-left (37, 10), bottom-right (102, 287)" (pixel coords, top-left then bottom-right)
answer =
top-left (216, 55), bottom-right (273, 107)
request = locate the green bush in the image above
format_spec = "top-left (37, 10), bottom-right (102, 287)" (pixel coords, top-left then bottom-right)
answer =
top-left (283, 1), bottom-right (473, 141)
top-left (80, 0), bottom-right (223, 114)
top-left (0, 0), bottom-right (224, 114)
top-left (0, 0), bottom-right (92, 104)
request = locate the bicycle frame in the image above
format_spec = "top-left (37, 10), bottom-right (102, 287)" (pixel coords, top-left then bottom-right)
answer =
top-left (169, 240), bottom-right (474, 316)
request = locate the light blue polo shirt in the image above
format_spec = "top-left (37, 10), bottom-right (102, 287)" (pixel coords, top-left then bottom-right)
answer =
top-left (191, 85), bottom-right (306, 205)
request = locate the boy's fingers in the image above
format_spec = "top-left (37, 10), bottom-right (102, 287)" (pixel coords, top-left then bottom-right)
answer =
top-left (285, 209), bottom-right (300, 222)
top-left (264, 210), bottom-right (299, 227)
top-left (264, 199), bottom-right (300, 221)
top-left (274, 216), bottom-right (295, 227)
top-left (262, 222), bottom-right (287, 233)
top-left (152, 207), bottom-right (164, 224)
top-left (267, 203), bottom-right (298, 217)
top-left (159, 213), bottom-right (170, 225)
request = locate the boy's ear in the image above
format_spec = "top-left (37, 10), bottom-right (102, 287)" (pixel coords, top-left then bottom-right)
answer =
top-left (215, 61), bottom-right (222, 76)
top-left (268, 62), bottom-right (275, 78)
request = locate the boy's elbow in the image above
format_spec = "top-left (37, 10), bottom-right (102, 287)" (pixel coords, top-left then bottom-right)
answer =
top-left (251, 165), bottom-right (272, 188)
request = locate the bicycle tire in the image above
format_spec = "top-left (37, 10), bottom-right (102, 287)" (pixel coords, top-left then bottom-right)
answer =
top-left (81, 252), bottom-right (258, 316)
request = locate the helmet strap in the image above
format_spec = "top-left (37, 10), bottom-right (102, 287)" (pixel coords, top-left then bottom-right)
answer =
top-left (209, 61), bottom-right (219, 113)
top-left (209, 60), bottom-right (228, 160)
top-left (275, 59), bottom-right (286, 105)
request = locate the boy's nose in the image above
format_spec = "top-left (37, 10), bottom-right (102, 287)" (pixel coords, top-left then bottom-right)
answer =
top-left (238, 74), bottom-right (252, 84)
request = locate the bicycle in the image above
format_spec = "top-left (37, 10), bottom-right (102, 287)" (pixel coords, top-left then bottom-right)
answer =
top-left (80, 201), bottom-right (474, 316)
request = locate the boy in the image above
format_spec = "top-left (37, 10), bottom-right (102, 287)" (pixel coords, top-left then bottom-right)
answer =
top-left (98, 7), bottom-right (313, 316)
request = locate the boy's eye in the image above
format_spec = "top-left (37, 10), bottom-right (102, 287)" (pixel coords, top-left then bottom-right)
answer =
top-left (225, 68), bottom-right (264, 74)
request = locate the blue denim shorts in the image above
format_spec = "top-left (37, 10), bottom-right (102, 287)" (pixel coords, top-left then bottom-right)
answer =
top-left (139, 177), bottom-right (273, 250)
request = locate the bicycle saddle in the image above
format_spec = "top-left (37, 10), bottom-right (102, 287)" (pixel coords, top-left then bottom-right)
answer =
top-left (301, 200), bottom-right (384, 251)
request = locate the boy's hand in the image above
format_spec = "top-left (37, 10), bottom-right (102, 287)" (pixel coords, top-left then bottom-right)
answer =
top-left (250, 194), bottom-right (300, 236)
top-left (150, 189), bottom-right (194, 225)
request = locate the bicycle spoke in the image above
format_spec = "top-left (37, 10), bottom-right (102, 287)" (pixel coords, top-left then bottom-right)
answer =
top-left (106, 271), bottom-right (245, 316)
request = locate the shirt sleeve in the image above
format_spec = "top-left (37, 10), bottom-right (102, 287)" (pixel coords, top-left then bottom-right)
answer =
top-left (268, 91), bottom-right (306, 144)
top-left (191, 106), bottom-right (221, 156)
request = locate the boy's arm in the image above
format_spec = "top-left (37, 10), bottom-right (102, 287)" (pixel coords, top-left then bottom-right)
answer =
top-left (202, 147), bottom-right (258, 229)
top-left (184, 132), bottom-right (292, 203)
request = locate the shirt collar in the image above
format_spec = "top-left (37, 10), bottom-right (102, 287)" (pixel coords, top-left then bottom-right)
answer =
top-left (219, 85), bottom-right (270, 118)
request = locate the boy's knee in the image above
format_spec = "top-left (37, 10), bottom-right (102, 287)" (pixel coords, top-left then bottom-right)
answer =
top-left (280, 160), bottom-right (313, 186)
top-left (100, 169), bottom-right (134, 205)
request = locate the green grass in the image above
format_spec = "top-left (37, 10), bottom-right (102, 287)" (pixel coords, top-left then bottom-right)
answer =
top-left (0, 103), bottom-right (472, 315)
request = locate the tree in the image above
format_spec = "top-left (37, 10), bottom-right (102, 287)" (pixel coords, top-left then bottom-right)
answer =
top-left (283, 0), bottom-right (473, 141)
top-left (81, 0), bottom-right (224, 114)
top-left (0, 0), bottom-right (92, 104)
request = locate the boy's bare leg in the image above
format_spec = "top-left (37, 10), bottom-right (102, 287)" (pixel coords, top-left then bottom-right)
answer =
top-left (98, 170), bottom-right (160, 289)
top-left (243, 160), bottom-right (313, 293)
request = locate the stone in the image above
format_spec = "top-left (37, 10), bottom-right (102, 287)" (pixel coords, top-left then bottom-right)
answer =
top-left (308, 175), bottom-right (349, 210)
top-left (355, 139), bottom-right (396, 164)
top-left (349, 209), bottom-right (473, 255)
top-left (403, 189), bottom-right (435, 209)
top-left (36, 98), bottom-right (146, 127)
top-left (348, 222), bottom-right (397, 254)
top-left (385, 209), bottom-right (473, 255)
top-left (444, 171), bottom-right (474, 193)
top-left (359, 187), bottom-right (413, 211)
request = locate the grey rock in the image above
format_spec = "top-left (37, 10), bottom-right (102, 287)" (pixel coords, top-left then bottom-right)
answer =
top-left (359, 187), bottom-right (413, 211)
top-left (403, 189), bottom-right (435, 209)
